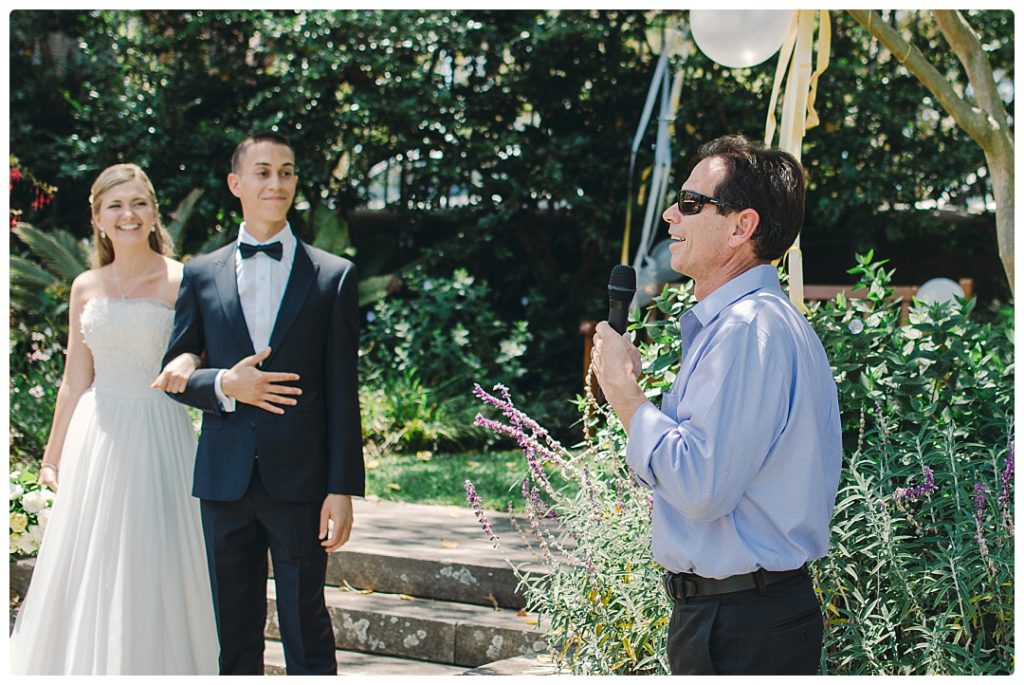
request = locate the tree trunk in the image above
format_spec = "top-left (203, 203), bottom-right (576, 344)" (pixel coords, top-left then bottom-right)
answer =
top-left (848, 9), bottom-right (1014, 293)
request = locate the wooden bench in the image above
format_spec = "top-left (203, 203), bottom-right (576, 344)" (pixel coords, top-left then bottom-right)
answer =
top-left (803, 278), bottom-right (973, 324)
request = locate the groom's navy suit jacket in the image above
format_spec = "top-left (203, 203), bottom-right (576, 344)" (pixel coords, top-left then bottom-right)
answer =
top-left (163, 240), bottom-right (364, 503)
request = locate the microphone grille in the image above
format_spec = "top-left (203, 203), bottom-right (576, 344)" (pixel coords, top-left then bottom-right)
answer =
top-left (608, 264), bottom-right (636, 302)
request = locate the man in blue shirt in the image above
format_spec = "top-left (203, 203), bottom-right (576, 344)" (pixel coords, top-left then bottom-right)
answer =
top-left (593, 135), bottom-right (842, 675)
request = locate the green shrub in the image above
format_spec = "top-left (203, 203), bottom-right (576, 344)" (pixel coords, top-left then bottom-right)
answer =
top-left (361, 267), bottom-right (531, 454)
top-left (469, 255), bottom-right (1013, 675)
top-left (9, 323), bottom-right (65, 464)
top-left (807, 253), bottom-right (1014, 675)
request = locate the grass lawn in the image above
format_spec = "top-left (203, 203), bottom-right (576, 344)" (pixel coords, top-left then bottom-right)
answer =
top-left (364, 449), bottom-right (531, 512)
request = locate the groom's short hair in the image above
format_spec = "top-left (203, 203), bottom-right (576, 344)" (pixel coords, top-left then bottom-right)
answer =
top-left (231, 131), bottom-right (294, 173)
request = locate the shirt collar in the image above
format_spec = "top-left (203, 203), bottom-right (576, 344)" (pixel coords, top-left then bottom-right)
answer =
top-left (238, 222), bottom-right (296, 252)
top-left (689, 264), bottom-right (782, 327)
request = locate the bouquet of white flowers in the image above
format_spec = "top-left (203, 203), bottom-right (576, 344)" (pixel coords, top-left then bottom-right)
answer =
top-left (10, 466), bottom-right (54, 557)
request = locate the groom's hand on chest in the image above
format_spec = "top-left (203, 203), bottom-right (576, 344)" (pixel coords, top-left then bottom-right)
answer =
top-left (221, 346), bottom-right (302, 415)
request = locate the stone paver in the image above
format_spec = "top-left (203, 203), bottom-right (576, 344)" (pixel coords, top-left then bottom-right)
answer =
top-left (265, 583), bottom-right (549, 668)
top-left (263, 639), bottom-right (465, 675)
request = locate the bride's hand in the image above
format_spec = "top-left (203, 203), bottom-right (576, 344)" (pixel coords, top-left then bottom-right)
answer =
top-left (38, 463), bottom-right (59, 494)
top-left (152, 353), bottom-right (201, 393)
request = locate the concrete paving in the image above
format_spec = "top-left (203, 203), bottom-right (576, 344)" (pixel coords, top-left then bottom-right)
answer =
top-left (263, 639), bottom-right (466, 676)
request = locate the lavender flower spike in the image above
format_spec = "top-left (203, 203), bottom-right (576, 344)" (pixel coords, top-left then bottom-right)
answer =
top-left (893, 465), bottom-right (936, 501)
top-left (974, 481), bottom-right (988, 527)
top-left (464, 480), bottom-right (500, 547)
top-left (999, 441), bottom-right (1014, 530)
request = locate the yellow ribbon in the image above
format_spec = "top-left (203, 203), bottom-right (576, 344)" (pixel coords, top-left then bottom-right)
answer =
top-left (804, 11), bottom-right (831, 131)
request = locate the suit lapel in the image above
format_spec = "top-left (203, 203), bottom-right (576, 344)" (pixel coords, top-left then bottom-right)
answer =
top-left (213, 248), bottom-right (256, 356)
top-left (266, 241), bottom-right (317, 362)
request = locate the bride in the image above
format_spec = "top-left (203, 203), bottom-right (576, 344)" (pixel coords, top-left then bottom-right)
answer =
top-left (9, 163), bottom-right (219, 674)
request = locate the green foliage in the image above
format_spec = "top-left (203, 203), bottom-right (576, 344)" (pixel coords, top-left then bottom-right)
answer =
top-left (470, 255), bottom-right (1013, 675)
top-left (9, 324), bottom-right (66, 466)
top-left (9, 10), bottom-right (1012, 430)
top-left (364, 449), bottom-right (527, 511)
top-left (807, 253), bottom-right (1014, 675)
top-left (360, 267), bottom-right (531, 455)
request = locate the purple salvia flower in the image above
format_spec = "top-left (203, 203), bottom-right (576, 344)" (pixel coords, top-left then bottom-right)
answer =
top-left (974, 482), bottom-right (988, 527)
top-left (894, 465), bottom-right (936, 501)
top-left (464, 480), bottom-right (499, 547)
top-left (582, 466), bottom-right (600, 512)
top-left (585, 558), bottom-right (599, 590)
top-left (1000, 442), bottom-right (1014, 532)
top-left (521, 478), bottom-right (556, 520)
top-left (974, 481), bottom-right (993, 568)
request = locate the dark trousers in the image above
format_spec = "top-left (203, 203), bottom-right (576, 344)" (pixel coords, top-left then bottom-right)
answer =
top-left (200, 465), bottom-right (336, 675)
top-left (666, 569), bottom-right (823, 675)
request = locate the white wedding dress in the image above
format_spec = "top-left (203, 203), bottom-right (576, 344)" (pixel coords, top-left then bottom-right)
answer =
top-left (9, 297), bottom-right (219, 675)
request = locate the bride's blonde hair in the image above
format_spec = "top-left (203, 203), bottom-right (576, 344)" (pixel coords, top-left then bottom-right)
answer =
top-left (89, 163), bottom-right (172, 267)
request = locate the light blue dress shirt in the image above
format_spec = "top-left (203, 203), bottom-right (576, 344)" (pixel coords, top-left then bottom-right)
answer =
top-left (626, 264), bottom-right (842, 579)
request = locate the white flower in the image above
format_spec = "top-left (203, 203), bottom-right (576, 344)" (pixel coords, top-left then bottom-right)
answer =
top-left (28, 385), bottom-right (45, 399)
top-left (14, 530), bottom-right (38, 555)
top-left (10, 481), bottom-right (24, 500)
top-left (366, 311), bottom-right (376, 323)
top-left (499, 339), bottom-right (526, 359)
top-left (20, 489), bottom-right (53, 514)
top-left (452, 325), bottom-right (470, 347)
top-left (36, 508), bottom-right (51, 531)
top-left (10, 511), bottom-right (29, 534)
top-left (848, 319), bottom-right (865, 335)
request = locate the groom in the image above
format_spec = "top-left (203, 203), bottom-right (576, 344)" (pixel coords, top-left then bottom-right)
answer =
top-left (163, 131), bottom-right (363, 675)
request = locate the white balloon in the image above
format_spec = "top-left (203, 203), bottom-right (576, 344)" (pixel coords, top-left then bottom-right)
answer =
top-left (915, 278), bottom-right (965, 305)
top-left (690, 10), bottom-right (795, 69)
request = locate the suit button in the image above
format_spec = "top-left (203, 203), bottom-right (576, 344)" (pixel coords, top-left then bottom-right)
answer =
top-left (250, 421), bottom-right (256, 428)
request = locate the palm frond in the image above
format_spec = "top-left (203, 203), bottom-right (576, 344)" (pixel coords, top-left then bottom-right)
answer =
top-left (165, 188), bottom-right (203, 254)
top-left (12, 223), bottom-right (90, 281)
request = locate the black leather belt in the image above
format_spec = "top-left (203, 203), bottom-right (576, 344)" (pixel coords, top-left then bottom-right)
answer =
top-left (663, 565), bottom-right (806, 602)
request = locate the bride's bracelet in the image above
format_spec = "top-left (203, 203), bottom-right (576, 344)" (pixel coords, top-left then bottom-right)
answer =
top-left (40, 463), bottom-right (59, 474)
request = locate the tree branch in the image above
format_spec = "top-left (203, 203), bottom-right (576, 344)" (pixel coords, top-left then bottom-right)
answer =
top-left (847, 9), bottom-right (992, 148)
top-left (933, 10), bottom-right (1012, 146)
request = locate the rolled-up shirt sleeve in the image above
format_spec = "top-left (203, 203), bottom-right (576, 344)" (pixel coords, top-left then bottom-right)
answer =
top-left (625, 321), bottom-right (790, 522)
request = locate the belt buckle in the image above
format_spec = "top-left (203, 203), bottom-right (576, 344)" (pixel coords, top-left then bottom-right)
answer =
top-left (662, 573), bottom-right (699, 602)
top-left (662, 573), bottom-right (677, 602)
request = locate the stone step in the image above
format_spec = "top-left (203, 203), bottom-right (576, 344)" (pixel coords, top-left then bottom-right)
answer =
top-left (263, 639), bottom-right (465, 676)
top-left (265, 583), bottom-right (549, 668)
top-left (323, 497), bottom-right (549, 609)
top-left (462, 654), bottom-right (561, 676)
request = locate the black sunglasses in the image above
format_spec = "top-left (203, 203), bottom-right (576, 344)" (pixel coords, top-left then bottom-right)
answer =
top-left (676, 188), bottom-right (736, 215)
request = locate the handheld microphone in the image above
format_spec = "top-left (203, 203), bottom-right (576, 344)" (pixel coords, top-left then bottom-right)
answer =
top-left (607, 265), bottom-right (637, 335)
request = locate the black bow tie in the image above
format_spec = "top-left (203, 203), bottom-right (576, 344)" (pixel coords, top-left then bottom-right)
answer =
top-left (239, 241), bottom-right (284, 261)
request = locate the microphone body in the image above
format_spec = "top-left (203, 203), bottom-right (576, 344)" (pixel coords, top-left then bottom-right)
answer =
top-left (607, 265), bottom-right (637, 334)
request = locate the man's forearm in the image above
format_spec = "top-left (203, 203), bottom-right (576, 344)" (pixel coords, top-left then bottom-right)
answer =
top-left (603, 379), bottom-right (649, 434)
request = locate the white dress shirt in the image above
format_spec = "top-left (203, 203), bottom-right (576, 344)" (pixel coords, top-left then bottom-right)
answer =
top-left (214, 222), bottom-right (297, 411)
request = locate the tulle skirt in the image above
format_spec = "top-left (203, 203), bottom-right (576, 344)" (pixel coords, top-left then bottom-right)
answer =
top-left (9, 387), bottom-right (219, 674)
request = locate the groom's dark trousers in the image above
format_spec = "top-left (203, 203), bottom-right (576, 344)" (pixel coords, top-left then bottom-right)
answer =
top-left (163, 240), bottom-right (364, 675)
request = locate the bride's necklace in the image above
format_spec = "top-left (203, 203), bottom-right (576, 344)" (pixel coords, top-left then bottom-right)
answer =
top-left (110, 260), bottom-right (158, 300)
